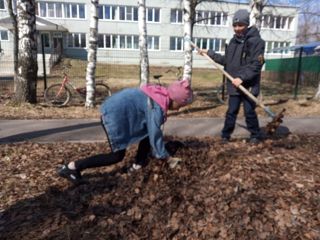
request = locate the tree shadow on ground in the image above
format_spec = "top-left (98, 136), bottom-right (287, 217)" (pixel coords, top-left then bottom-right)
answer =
top-left (0, 138), bottom-right (197, 240)
top-left (0, 167), bottom-right (129, 240)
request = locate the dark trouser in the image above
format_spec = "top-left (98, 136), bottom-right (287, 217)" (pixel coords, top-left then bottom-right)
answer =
top-left (75, 137), bottom-right (151, 171)
top-left (75, 117), bottom-right (151, 171)
top-left (221, 94), bottom-right (260, 139)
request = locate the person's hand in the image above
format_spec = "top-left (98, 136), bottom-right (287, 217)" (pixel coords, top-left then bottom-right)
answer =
top-left (167, 156), bottom-right (182, 169)
top-left (232, 77), bottom-right (243, 87)
top-left (197, 48), bottom-right (208, 56)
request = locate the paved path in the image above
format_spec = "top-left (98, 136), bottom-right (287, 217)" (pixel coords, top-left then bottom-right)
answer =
top-left (0, 117), bottom-right (319, 144)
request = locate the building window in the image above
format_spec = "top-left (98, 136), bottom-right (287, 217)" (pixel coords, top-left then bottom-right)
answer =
top-left (0, 30), bottom-right (8, 40)
top-left (0, 0), bottom-right (5, 9)
top-left (37, 2), bottom-right (86, 19)
top-left (265, 41), bottom-right (291, 54)
top-left (262, 15), bottom-right (293, 30)
top-left (98, 34), bottom-right (153, 50)
top-left (41, 33), bottom-right (50, 47)
top-left (79, 4), bottom-right (85, 18)
top-left (68, 33), bottom-right (86, 48)
top-left (195, 11), bottom-right (227, 26)
top-left (48, 2), bottom-right (55, 17)
top-left (56, 3), bottom-right (62, 17)
top-left (170, 9), bottom-right (183, 23)
top-left (147, 8), bottom-right (160, 22)
top-left (98, 34), bottom-right (104, 48)
top-left (194, 37), bottom-right (226, 52)
top-left (39, 2), bottom-right (47, 17)
top-left (147, 36), bottom-right (160, 50)
top-left (98, 5), bottom-right (138, 21)
top-left (170, 37), bottom-right (183, 51)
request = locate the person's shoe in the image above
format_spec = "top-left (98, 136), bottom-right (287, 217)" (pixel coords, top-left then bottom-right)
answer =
top-left (248, 137), bottom-right (260, 144)
top-left (57, 164), bottom-right (83, 184)
top-left (128, 163), bottom-right (142, 172)
top-left (121, 163), bottom-right (143, 174)
top-left (221, 137), bottom-right (230, 144)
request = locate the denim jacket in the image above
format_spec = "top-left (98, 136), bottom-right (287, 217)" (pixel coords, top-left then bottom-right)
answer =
top-left (100, 88), bottom-right (169, 159)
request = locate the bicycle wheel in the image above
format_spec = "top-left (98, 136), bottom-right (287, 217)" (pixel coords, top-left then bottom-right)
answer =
top-left (44, 84), bottom-right (71, 106)
top-left (95, 83), bottom-right (112, 103)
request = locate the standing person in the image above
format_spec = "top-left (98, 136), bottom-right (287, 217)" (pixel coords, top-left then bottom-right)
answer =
top-left (199, 9), bottom-right (265, 144)
top-left (57, 79), bottom-right (193, 184)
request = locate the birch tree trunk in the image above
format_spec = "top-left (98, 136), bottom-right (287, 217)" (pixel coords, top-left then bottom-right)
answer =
top-left (6, 0), bottom-right (18, 82)
top-left (15, 0), bottom-right (38, 103)
top-left (85, 0), bottom-right (99, 108)
top-left (182, 0), bottom-right (193, 83)
top-left (138, 0), bottom-right (149, 86)
top-left (315, 81), bottom-right (320, 100)
top-left (250, 0), bottom-right (265, 31)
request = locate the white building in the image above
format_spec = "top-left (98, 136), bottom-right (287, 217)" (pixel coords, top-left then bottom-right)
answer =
top-left (0, 0), bottom-right (299, 73)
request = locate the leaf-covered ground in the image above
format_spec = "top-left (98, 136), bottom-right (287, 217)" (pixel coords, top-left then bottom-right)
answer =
top-left (1, 135), bottom-right (319, 239)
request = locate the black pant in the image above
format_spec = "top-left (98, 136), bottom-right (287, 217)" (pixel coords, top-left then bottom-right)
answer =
top-left (221, 94), bottom-right (260, 139)
top-left (75, 137), bottom-right (151, 171)
top-left (75, 117), bottom-right (151, 171)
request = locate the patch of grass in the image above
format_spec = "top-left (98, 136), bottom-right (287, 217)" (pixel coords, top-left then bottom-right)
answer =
top-left (47, 58), bottom-right (223, 90)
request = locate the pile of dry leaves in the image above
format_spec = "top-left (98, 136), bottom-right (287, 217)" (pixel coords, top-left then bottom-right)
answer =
top-left (1, 135), bottom-right (319, 239)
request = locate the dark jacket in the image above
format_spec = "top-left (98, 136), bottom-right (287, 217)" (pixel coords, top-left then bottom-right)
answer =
top-left (207, 26), bottom-right (265, 95)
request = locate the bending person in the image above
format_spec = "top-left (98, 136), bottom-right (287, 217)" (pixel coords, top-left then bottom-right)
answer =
top-left (57, 79), bottom-right (193, 184)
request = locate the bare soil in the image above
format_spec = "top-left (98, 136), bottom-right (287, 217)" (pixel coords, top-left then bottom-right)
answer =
top-left (1, 85), bottom-right (320, 239)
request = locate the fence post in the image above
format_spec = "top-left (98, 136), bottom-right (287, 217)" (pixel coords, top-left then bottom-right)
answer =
top-left (294, 47), bottom-right (303, 99)
top-left (41, 34), bottom-right (47, 90)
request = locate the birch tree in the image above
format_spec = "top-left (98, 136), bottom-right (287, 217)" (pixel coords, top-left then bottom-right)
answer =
top-left (15, 0), bottom-right (38, 103)
top-left (181, 0), bottom-right (210, 83)
top-left (85, 0), bottom-right (99, 108)
top-left (138, 0), bottom-right (149, 86)
top-left (6, 0), bottom-right (18, 80)
top-left (250, 0), bottom-right (266, 31)
top-left (182, 0), bottom-right (194, 82)
top-left (315, 82), bottom-right (320, 100)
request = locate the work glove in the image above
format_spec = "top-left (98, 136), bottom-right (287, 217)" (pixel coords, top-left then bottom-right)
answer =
top-left (167, 156), bottom-right (182, 169)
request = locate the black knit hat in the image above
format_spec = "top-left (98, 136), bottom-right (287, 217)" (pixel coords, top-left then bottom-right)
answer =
top-left (233, 9), bottom-right (250, 26)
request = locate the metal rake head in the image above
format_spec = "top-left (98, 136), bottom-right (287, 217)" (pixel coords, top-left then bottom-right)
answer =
top-left (265, 108), bottom-right (286, 135)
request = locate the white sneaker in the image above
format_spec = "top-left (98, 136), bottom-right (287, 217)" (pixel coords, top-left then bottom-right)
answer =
top-left (129, 163), bottom-right (142, 172)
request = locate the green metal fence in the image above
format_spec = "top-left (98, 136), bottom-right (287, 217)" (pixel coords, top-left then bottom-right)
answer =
top-left (266, 56), bottom-right (320, 73)
top-left (264, 56), bottom-right (320, 98)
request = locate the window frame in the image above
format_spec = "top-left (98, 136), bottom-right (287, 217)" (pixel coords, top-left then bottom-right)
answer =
top-left (37, 2), bottom-right (86, 19)
top-left (0, 30), bottom-right (9, 41)
top-left (67, 33), bottom-right (86, 48)
top-left (41, 32), bottom-right (51, 48)
top-left (0, 0), bottom-right (5, 10)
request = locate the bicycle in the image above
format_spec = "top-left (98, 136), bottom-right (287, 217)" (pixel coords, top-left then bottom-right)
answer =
top-left (44, 73), bottom-right (111, 106)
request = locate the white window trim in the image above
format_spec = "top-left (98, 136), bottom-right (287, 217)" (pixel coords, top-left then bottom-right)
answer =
top-left (261, 15), bottom-right (294, 31)
top-left (170, 37), bottom-right (184, 52)
top-left (147, 7), bottom-right (160, 23)
top-left (37, 2), bottom-right (86, 20)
